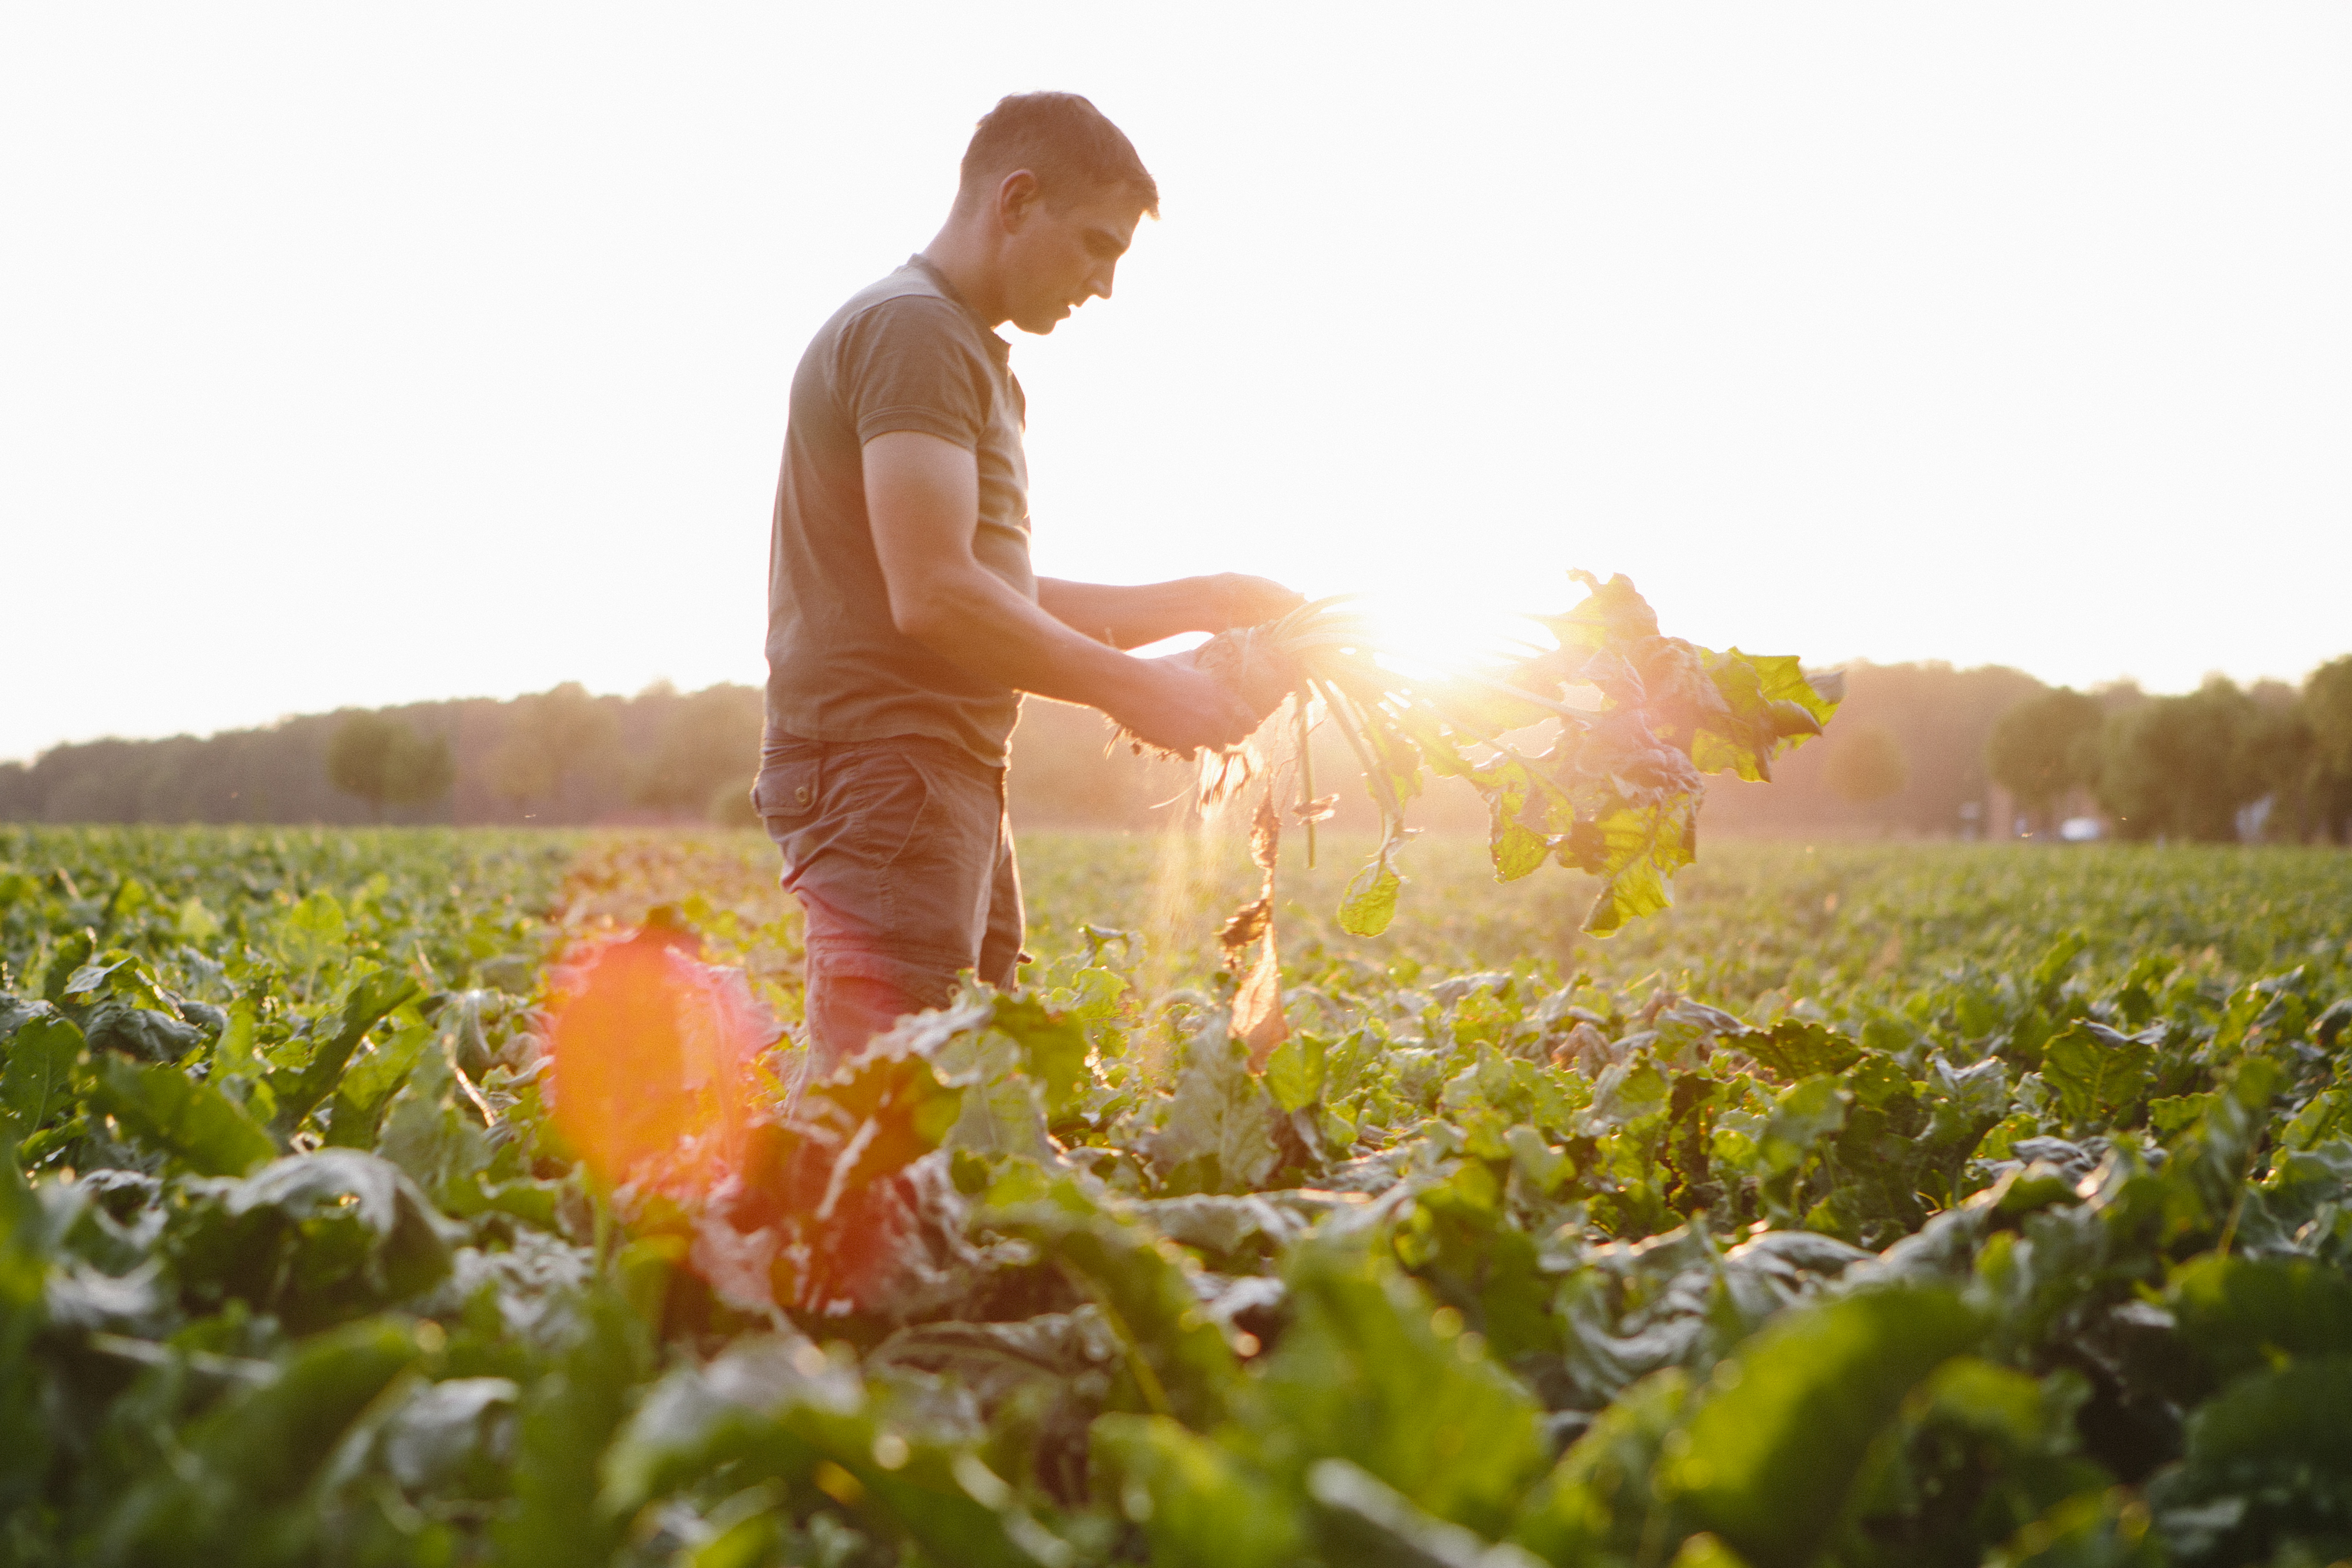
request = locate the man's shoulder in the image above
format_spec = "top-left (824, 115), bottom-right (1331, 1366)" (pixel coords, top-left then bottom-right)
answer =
top-left (822, 261), bottom-right (968, 344)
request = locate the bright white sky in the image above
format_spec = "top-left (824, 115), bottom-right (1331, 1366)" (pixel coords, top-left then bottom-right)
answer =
top-left (4, 5), bottom-right (2347, 762)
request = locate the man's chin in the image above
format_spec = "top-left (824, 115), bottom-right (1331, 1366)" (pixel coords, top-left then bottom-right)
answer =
top-left (1012, 312), bottom-right (1062, 337)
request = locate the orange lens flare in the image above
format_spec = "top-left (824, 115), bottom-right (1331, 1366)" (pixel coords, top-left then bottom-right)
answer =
top-left (542, 935), bottom-right (767, 1196)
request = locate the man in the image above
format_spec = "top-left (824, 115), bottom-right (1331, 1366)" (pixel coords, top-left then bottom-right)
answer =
top-left (757, 92), bottom-right (1300, 1067)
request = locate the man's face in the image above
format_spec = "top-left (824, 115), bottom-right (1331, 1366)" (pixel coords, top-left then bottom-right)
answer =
top-left (1000, 183), bottom-right (1144, 336)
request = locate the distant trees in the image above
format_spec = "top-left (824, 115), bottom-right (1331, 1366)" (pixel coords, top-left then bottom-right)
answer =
top-left (1822, 723), bottom-right (1908, 819)
top-left (2307, 657), bottom-right (2352, 842)
top-left (324, 712), bottom-right (454, 821)
top-left (14, 659), bottom-right (2352, 841)
top-left (1987, 689), bottom-right (2105, 834)
top-left (0, 762), bottom-right (31, 821)
top-left (1697, 661), bottom-right (2046, 838)
top-left (2095, 679), bottom-right (2262, 841)
top-left (487, 683), bottom-right (622, 812)
top-left (629, 684), bottom-right (764, 826)
top-left (1979, 665), bottom-right (2352, 845)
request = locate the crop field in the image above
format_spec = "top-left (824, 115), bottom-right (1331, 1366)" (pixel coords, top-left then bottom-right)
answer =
top-left (5, 822), bottom-right (2352, 1568)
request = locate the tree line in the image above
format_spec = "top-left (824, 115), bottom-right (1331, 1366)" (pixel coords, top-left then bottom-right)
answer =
top-left (4, 657), bottom-right (2348, 840)
top-left (1985, 657), bottom-right (2352, 842)
top-left (0, 682), bottom-right (770, 830)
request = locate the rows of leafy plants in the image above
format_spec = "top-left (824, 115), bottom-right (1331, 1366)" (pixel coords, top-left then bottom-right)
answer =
top-left (4, 825), bottom-right (2352, 1567)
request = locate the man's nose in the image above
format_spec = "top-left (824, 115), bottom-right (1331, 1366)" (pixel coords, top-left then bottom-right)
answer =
top-left (1088, 260), bottom-right (1117, 301)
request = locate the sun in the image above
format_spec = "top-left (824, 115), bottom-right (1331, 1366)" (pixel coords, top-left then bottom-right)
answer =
top-left (1337, 576), bottom-right (1554, 684)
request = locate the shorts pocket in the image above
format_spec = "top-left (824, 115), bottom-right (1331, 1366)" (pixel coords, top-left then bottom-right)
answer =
top-left (752, 753), bottom-right (822, 823)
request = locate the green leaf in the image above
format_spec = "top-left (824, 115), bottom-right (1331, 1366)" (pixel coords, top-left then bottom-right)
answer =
top-left (1664, 1286), bottom-right (1983, 1568)
top-left (1306, 1456), bottom-right (1541, 1568)
top-left (2041, 1022), bottom-right (2153, 1129)
top-left (805, 1032), bottom-right (969, 1188)
top-left (1147, 1028), bottom-right (1281, 1194)
top-left (96, 1315), bottom-right (426, 1566)
top-left (2030, 931), bottom-right (2089, 1002)
top-left (2280, 1087), bottom-right (2350, 1152)
top-left (1547, 570), bottom-right (1661, 654)
top-left (597, 1333), bottom-right (841, 1516)
top-left (0, 1152), bottom-right (51, 1511)
top-left (91, 1053), bottom-right (277, 1176)
top-left (1668, 1534), bottom-right (1759, 1568)
top-left (2147, 1355), bottom-right (2352, 1563)
top-left (173, 894), bottom-right (224, 944)
top-left (935, 1032), bottom-right (1057, 1163)
top-left (1741, 1019), bottom-right (1864, 1082)
top-left (603, 1332), bottom-right (1042, 1568)
top-left (1481, 764), bottom-right (1552, 884)
top-left (1243, 1241), bottom-right (1548, 1538)
top-left (1265, 1030), bottom-right (1327, 1115)
top-left (1511, 1368), bottom-right (1696, 1563)
top-left (2179, 1356), bottom-right (2352, 1471)
top-left (2166, 1255), bottom-right (2352, 1387)
top-left (375, 1037), bottom-right (491, 1200)
top-left (1340, 857), bottom-right (1403, 938)
top-left (1393, 1159), bottom-right (1560, 1361)
top-left (990, 1191), bottom-right (1242, 1430)
top-left (1093, 1414), bottom-right (1308, 1568)
top-left (268, 889), bottom-right (351, 986)
top-left (193, 1149), bottom-right (455, 1316)
top-left (497, 1291), bottom-right (648, 1568)
top-left (988, 993), bottom-right (1089, 1120)
top-left (1577, 799), bottom-right (1697, 937)
top-left (273, 968), bottom-right (421, 1137)
top-left (335, 1018), bottom-right (436, 1115)
top-left (2, 1011), bottom-right (83, 1144)
top-left (2169, 1056), bottom-right (2283, 1233)
top-left (1759, 1075), bottom-right (1851, 1178)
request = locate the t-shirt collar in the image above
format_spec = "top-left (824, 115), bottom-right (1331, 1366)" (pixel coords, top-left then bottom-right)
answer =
top-left (907, 253), bottom-right (1011, 360)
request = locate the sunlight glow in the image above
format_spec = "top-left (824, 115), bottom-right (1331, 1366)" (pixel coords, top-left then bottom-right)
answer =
top-left (1343, 583), bottom-right (1552, 684)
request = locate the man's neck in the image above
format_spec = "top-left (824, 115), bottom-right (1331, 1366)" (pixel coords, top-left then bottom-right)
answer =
top-left (919, 217), bottom-right (1008, 329)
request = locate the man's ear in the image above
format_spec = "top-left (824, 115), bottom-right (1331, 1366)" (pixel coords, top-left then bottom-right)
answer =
top-left (994, 169), bottom-right (1043, 234)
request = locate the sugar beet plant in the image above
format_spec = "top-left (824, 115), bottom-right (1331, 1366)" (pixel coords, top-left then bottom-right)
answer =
top-left (8, 823), bottom-right (2352, 1567)
top-left (1180, 572), bottom-right (1844, 939)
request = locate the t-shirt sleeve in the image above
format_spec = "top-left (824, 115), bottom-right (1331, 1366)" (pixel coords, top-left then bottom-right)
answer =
top-left (835, 296), bottom-right (991, 449)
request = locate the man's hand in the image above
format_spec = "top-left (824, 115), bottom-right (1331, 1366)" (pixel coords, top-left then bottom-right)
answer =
top-left (1199, 573), bottom-right (1306, 632)
top-left (1107, 653), bottom-right (1265, 758)
top-left (865, 434), bottom-right (1284, 746)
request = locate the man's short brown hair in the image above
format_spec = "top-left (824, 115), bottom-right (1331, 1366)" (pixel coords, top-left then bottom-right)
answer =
top-left (958, 92), bottom-right (1159, 219)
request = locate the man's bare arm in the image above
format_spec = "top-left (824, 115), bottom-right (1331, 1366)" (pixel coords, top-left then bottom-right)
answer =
top-left (865, 431), bottom-right (1265, 754)
top-left (1037, 575), bottom-right (1304, 650)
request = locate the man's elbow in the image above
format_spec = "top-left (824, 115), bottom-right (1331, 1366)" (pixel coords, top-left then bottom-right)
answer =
top-left (889, 587), bottom-right (955, 647)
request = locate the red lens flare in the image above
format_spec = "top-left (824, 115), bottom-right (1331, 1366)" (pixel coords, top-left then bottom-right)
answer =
top-left (541, 932), bottom-right (770, 1196)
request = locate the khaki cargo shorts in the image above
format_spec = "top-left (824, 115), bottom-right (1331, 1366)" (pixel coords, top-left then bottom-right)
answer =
top-left (754, 735), bottom-right (1023, 1067)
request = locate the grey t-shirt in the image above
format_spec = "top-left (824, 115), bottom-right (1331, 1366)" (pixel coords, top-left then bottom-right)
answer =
top-left (764, 255), bottom-right (1034, 766)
